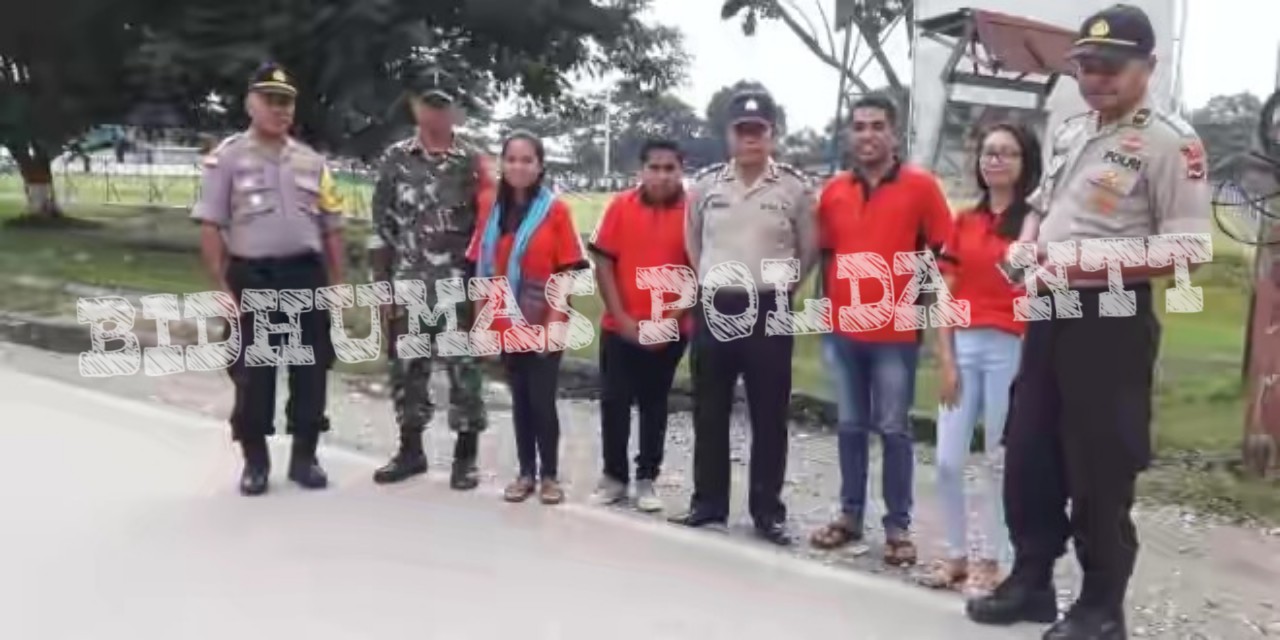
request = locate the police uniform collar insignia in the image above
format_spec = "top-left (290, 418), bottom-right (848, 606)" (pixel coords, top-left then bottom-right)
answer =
top-left (1131, 109), bottom-right (1152, 128)
top-left (765, 161), bottom-right (779, 181)
top-left (1089, 20), bottom-right (1110, 38)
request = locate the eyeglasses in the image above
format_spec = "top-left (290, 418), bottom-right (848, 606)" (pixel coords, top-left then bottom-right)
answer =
top-left (980, 150), bottom-right (1022, 163)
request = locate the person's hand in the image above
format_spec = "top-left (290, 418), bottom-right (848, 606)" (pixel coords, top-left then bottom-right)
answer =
top-left (218, 281), bottom-right (238, 308)
top-left (618, 316), bottom-right (644, 345)
top-left (939, 363), bottom-right (960, 409)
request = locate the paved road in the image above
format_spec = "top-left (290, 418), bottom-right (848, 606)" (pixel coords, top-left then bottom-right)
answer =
top-left (0, 364), bottom-right (1035, 640)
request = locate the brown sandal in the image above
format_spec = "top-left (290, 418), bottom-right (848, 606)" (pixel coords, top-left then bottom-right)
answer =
top-left (916, 558), bottom-right (968, 590)
top-left (884, 537), bottom-right (919, 568)
top-left (503, 477), bottom-right (536, 503)
top-left (539, 479), bottom-right (565, 505)
top-left (810, 517), bottom-right (864, 550)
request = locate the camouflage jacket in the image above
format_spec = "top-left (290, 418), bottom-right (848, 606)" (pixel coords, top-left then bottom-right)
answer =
top-left (370, 135), bottom-right (491, 280)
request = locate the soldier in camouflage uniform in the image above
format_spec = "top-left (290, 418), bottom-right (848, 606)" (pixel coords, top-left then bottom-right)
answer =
top-left (369, 68), bottom-right (493, 490)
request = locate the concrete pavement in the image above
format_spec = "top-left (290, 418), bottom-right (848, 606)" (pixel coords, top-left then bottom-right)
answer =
top-left (0, 363), bottom-right (1033, 640)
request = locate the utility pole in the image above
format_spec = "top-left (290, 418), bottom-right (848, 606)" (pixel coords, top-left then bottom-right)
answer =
top-left (602, 89), bottom-right (613, 177)
top-left (828, 0), bottom-right (858, 174)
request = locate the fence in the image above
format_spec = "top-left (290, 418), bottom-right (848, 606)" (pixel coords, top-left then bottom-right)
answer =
top-left (0, 153), bottom-right (377, 219)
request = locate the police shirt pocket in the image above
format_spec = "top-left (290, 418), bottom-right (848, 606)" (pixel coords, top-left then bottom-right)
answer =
top-left (231, 171), bottom-right (273, 220)
top-left (1082, 167), bottom-right (1140, 217)
top-left (765, 205), bottom-right (795, 250)
top-left (293, 172), bottom-right (322, 216)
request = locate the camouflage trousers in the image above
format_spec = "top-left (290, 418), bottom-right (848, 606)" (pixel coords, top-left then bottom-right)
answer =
top-left (387, 295), bottom-right (487, 435)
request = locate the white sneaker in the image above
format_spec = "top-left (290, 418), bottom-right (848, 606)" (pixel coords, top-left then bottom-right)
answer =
top-left (591, 477), bottom-right (628, 506)
top-left (634, 480), bottom-right (663, 513)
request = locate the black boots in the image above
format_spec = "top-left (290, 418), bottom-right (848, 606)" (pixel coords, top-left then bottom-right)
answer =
top-left (449, 433), bottom-right (480, 491)
top-left (239, 435), bottom-right (328, 496)
top-left (373, 432), bottom-right (481, 490)
top-left (966, 568), bottom-right (1060, 626)
top-left (1043, 605), bottom-right (1127, 640)
top-left (373, 433), bottom-right (429, 484)
top-left (288, 434), bottom-right (328, 490)
top-left (239, 438), bottom-right (270, 496)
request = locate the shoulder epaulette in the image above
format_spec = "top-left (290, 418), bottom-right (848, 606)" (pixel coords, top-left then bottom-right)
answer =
top-left (1063, 111), bottom-right (1092, 125)
top-left (694, 163), bottom-right (725, 181)
top-left (774, 162), bottom-right (810, 181)
top-left (1153, 110), bottom-right (1198, 138)
top-left (201, 133), bottom-right (242, 168)
top-left (289, 137), bottom-right (323, 158)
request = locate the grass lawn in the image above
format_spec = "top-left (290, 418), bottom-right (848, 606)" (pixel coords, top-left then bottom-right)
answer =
top-left (1, 184), bottom-right (1275, 521)
top-left (0, 171), bottom-right (376, 218)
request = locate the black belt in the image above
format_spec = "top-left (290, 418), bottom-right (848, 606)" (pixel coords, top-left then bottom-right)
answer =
top-left (229, 252), bottom-right (321, 268)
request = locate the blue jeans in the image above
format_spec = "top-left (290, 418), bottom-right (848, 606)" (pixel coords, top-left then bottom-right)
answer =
top-left (824, 334), bottom-right (919, 535)
top-left (935, 328), bottom-right (1021, 566)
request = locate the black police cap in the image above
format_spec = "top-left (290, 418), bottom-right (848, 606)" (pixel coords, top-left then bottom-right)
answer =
top-left (248, 62), bottom-right (298, 97)
top-left (1068, 4), bottom-right (1156, 61)
top-left (728, 90), bottom-right (778, 128)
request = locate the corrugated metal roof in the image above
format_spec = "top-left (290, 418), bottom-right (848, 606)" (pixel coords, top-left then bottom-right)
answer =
top-left (918, 8), bottom-right (1077, 77)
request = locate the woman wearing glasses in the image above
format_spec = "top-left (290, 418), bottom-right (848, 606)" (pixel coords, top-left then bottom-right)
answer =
top-left (919, 122), bottom-right (1043, 596)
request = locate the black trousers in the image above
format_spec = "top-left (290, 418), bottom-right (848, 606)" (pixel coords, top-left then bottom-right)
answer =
top-left (1004, 285), bottom-right (1159, 612)
top-left (689, 290), bottom-right (794, 525)
top-left (225, 253), bottom-right (333, 443)
top-left (599, 330), bottom-right (687, 484)
top-left (503, 351), bottom-right (564, 479)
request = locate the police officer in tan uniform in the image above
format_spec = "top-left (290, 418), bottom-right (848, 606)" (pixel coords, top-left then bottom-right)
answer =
top-left (670, 89), bottom-right (818, 546)
top-left (966, 6), bottom-right (1211, 639)
top-left (194, 63), bottom-right (347, 496)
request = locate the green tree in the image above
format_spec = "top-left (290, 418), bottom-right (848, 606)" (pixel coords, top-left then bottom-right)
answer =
top-left (1191, 92), bottom-right (1265, 176)
top-left (566, 87), bottom-right (718, 175)
top-left (2, 0), bottom-right (689, 216)
top-left (781, 127), bottom-right (830, 168)
top-left (608, 89), bottom-right (708, 172)
top-left (720, 0), bottom-right (911, 101)
top-left (0, 0), bottom-right (151, 216)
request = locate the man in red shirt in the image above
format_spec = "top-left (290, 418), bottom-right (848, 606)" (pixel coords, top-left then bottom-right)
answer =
top-left (588, 139), bottom-right (692, 514)
top-left (808, 95), bottom-right (953, 568)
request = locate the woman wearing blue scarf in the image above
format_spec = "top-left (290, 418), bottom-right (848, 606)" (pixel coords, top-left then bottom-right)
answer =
top-left (465, 131), bottom-right (589, 505)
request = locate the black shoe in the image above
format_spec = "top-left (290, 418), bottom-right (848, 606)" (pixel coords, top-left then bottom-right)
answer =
top-left (754, 520), bottom-right (794, 547)
top-left (668, 510), bottom-right (727, 530)
top-left (450, 434), bottom-right (480, 491)
top-left (450, 459), bottom-right (480, 490)
top-left (373, 449), bottom-right (428, 484)
top-left (288, 459), bottom-right (329, 490)
top-left (238, 438), bottom-right (270, 496)
top-left (239, 466), bottom-right (270, 496)
top-left (966, 574), bottom-right (1059, 626)
top-left (1043, 605), bottom-right (1127, 640)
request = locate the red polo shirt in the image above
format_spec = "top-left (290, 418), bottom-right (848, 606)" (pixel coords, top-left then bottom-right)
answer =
top-left (940, 206), bottom-right (1026, 337)
top-left (818, 164), bottom-right (953, 343)
top-left (588, 188), bottom-right (694, 336)
top-left (465, 194), bottom-right (587, 336)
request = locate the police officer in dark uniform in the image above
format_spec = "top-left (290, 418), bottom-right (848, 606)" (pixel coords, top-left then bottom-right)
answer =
top-left (966, 7), bottom-right (1212, 639)
top-left (671, 90), bottom-right (818, 545)
top-left (194, 63), bottom-right (347, 496)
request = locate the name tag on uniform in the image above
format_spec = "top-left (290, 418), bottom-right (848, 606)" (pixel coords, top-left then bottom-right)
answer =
top-left (760, 200), bottom-right (791, 212)
top-left (705, 196), bottom-right (730, 210)
top-left (1102, 150), bottom-right (1143, 171)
